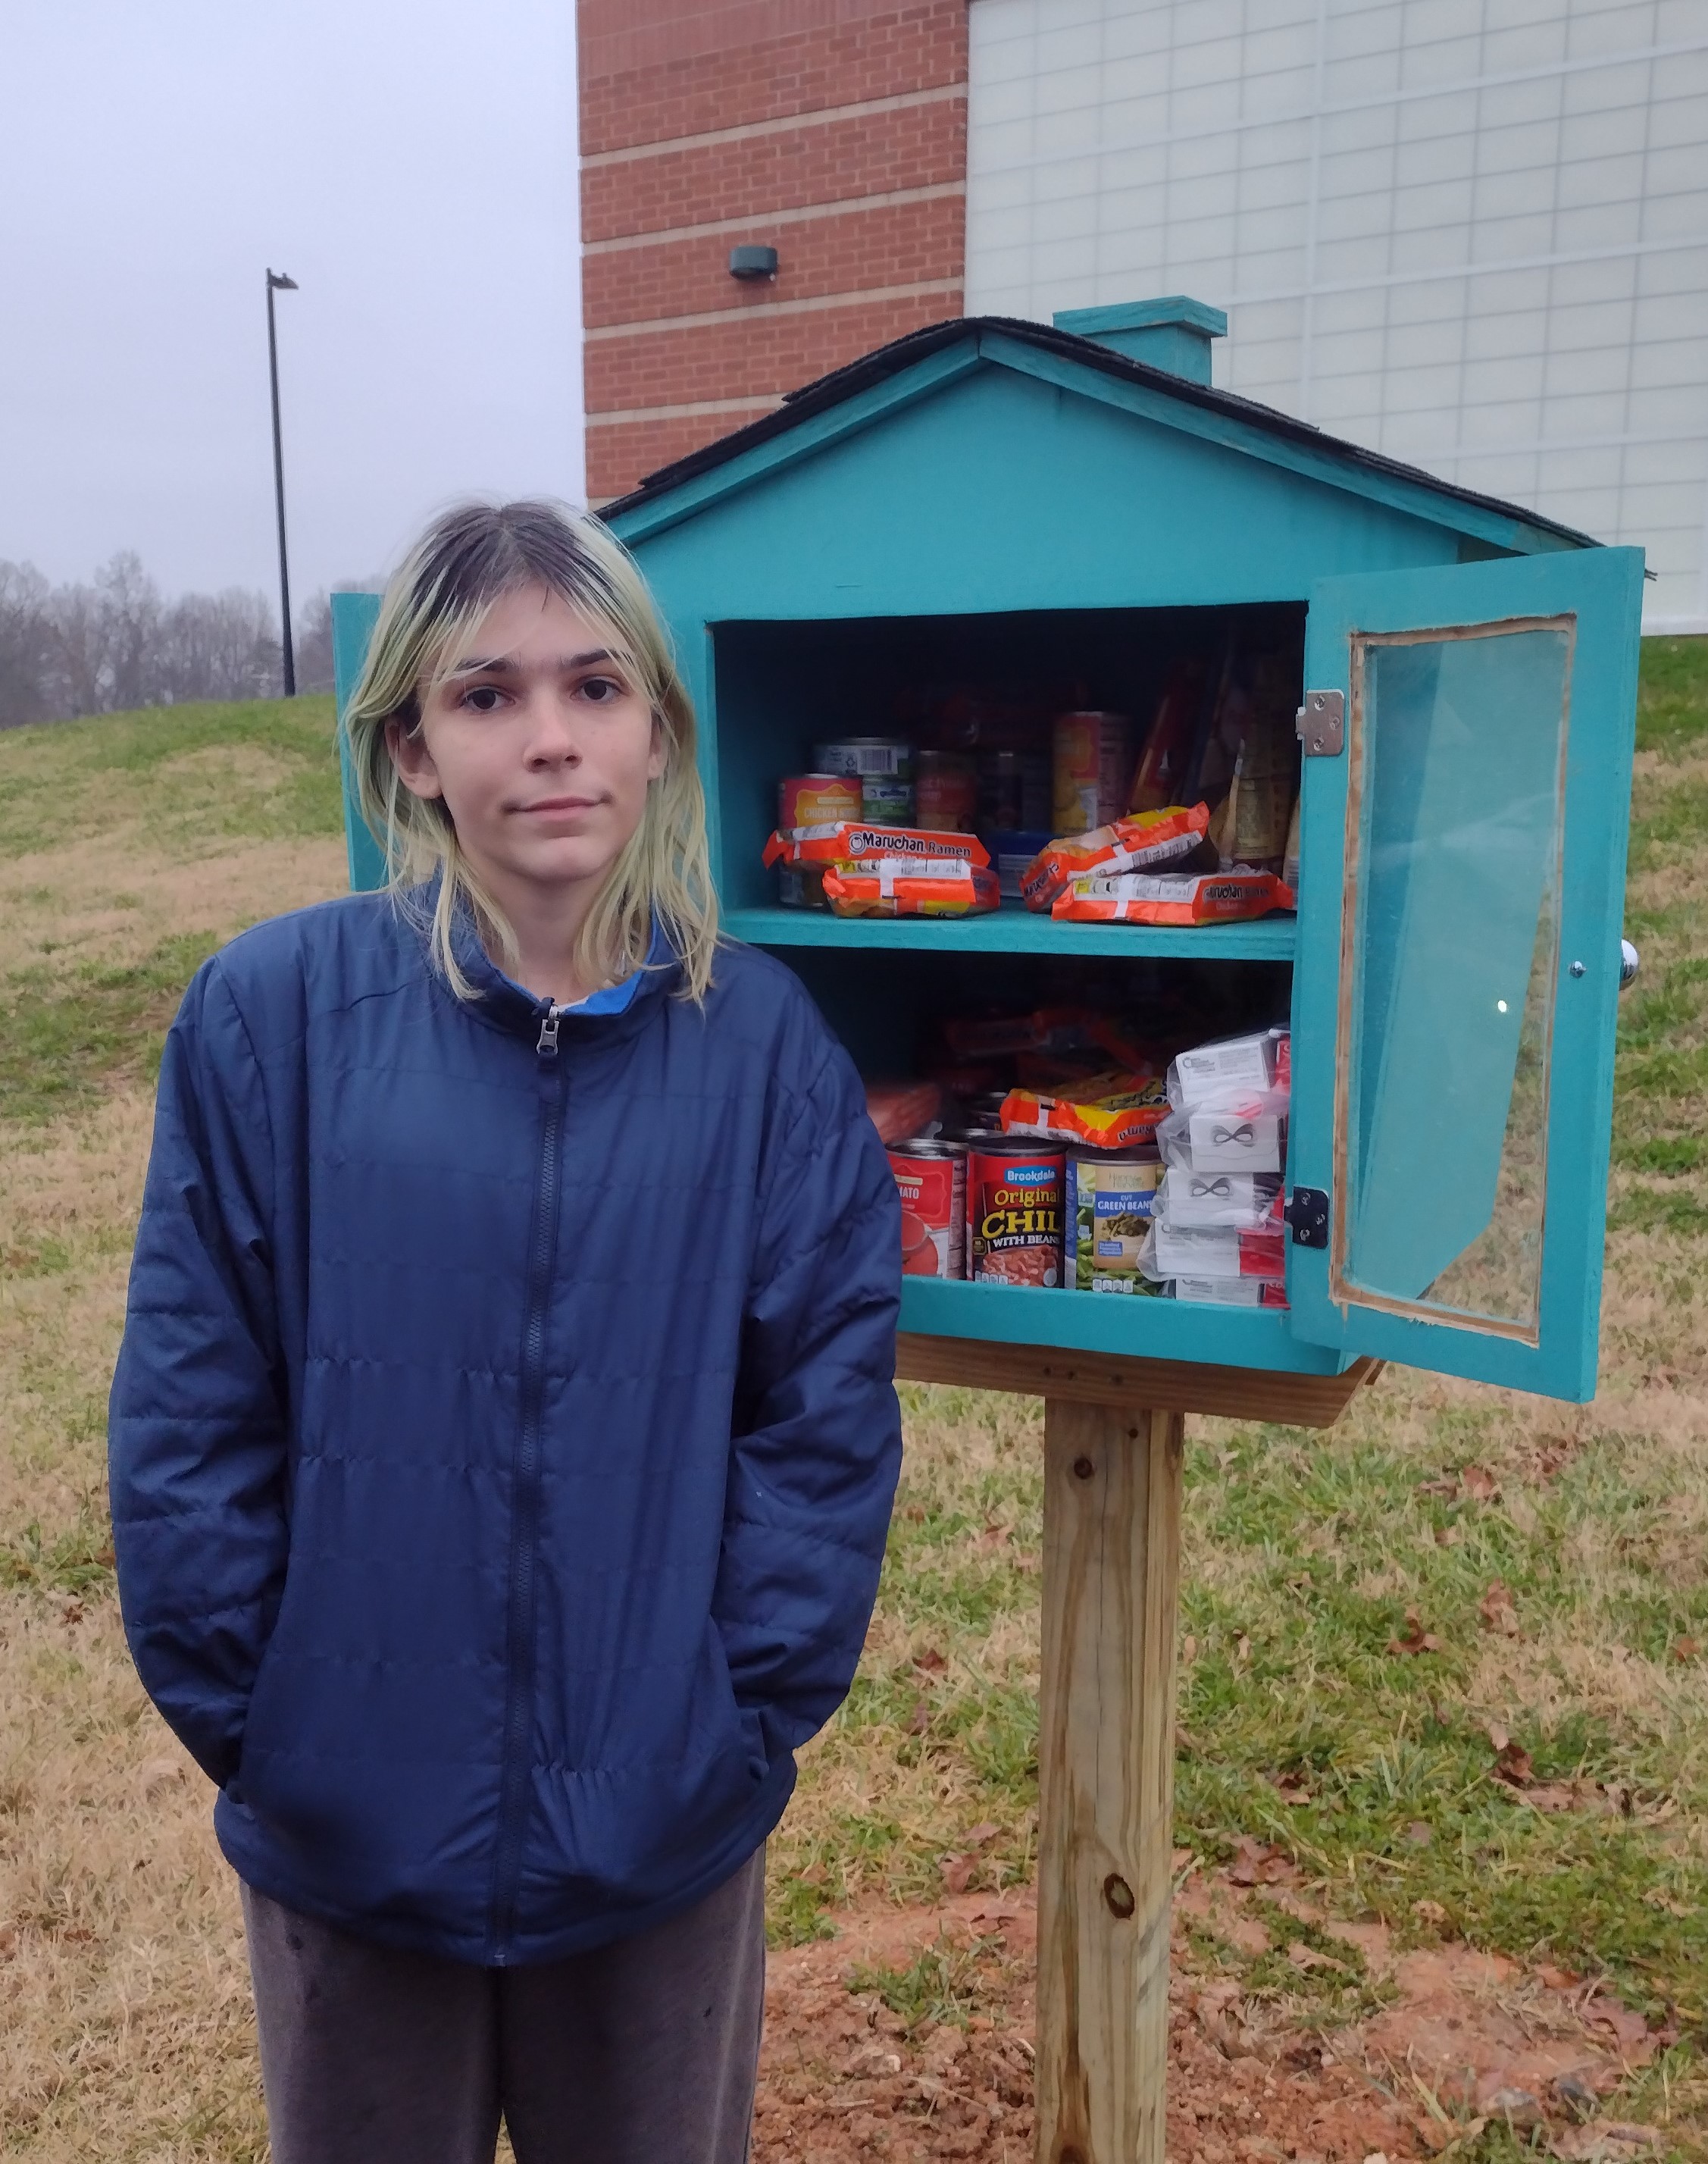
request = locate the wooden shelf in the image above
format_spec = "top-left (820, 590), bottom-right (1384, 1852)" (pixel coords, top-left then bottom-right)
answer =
top-left (726, 903), bottom-right (1297, 962)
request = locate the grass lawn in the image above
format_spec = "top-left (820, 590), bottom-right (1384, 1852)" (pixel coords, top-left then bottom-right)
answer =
top-left (0, 648), bottom-right (1705, 2159)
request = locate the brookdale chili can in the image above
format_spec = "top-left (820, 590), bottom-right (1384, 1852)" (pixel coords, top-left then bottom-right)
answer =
top-left (778, 772), bottom-right (862, 830)
top-left (887, 1138), bottom-right (966, 1279)
top-left (968, 1141), bottom-right (1065, 1288)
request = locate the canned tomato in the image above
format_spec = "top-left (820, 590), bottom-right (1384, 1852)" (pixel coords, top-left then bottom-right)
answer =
top-left (812, 737), bottom-right (913, 781)
top-left (1066, 1147), bottom-right (1163, 1294)
top-left (887, 1138), bottom-right (966, 1279)
top-left (1053, 711), bottom-right (1134, 835)
top-left (968, 1142), bottom-right (1065, 1288)
top-left (915, 749), bottom-right (977, 831)
top-left (778, 772), bottom-right (862, 829)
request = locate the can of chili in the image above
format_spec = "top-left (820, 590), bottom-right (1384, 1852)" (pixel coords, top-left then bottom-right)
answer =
top-left (887, 1138), bottom-right (966, 1279)
top-left (968, 1141), bottom-right (1065, 1288)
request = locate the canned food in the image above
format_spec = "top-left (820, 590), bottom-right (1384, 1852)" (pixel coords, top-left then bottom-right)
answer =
top-left (812, 737), bottom-right (913, 780)
top-left (915, 749), bottom-right (978, 831)
top-left (778, 772), bottom-right (862, 830)
top-left (1066, 1148), bottom-right (1163, 1293)
top-left (978, 749), bottom-right (1051, 833)
top-left (1053, 711), bottom-right (1134, 835)
top-left (887, 1138), bottom-right (966, 1279)
top-left (776, 863), bottom-right (828, 910)
top-left (860, 774), bottom-right (916, 824)
top-left (968, 1142), bottom-right (1065, 1288)
top-left (982, 828), bottom-right (1054, 900)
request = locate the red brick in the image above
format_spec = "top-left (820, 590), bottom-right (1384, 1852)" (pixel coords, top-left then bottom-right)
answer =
top-left (585, 291), bottom-right (962, 421)
top-left (588, 410), bottom-right (785, 501)
top-left (583, 195), bottom-right (964, 328)
top-left (580, 99), bottom-right (965, 242)
top-left (581, 2), bottom-right (965, 145)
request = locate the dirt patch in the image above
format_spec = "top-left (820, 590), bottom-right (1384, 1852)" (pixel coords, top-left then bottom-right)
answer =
top-left (752, 1871), bottom-right (1671, 2164)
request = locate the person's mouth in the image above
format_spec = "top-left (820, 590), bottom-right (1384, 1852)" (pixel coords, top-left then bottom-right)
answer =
top-left (515, 795), bottom-right (599, 814)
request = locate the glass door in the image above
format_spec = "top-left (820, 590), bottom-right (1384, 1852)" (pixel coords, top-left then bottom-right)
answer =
top-left (1286, 548), bottom-right (1643, 1401)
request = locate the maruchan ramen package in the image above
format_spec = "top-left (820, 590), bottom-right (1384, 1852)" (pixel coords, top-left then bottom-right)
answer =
top-left (763, 824), bottom-right (990, 869)
top-left (1019, 803), bottom-right (1213, 910)
top-left (1053, 869), bottom-right (1294, 925)
top-left (999, 1067), bottom-right (1168, 1151)
top-left (1068, 1149), bottom-right (1164, 1294)
top-left (821, 858), bottom-right (1000, 918)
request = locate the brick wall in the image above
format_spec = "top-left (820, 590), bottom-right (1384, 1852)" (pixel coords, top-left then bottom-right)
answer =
top-left (579, 0), bottom-right (968, 501)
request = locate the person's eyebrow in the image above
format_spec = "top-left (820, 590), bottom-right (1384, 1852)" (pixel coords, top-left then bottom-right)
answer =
top-left (448, 648), bottom-right (614, 678)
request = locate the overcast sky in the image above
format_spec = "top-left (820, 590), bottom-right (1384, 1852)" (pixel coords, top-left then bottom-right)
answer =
top-left (2, 0), bottom-right (584, 616)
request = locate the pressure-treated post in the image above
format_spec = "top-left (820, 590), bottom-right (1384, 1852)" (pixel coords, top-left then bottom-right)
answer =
top-left (1035, 1401), bottom-right (1185, 2164)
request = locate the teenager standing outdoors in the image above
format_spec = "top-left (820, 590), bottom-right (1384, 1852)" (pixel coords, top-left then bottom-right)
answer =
top-left (108, 501), bottom-right (903, 2164)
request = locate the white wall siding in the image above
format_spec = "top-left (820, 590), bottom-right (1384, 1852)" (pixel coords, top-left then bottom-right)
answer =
top-left (967, 0), bottom-right (1708, 629)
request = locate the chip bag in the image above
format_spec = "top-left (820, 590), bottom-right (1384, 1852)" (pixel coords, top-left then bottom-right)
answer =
top-left (821, 858), bottom-right (1001, 918)
top-left (998, 1066), bottom-right (1168, 1150)
top-left (1019, 803), bottom-right (1212, 910)
top-left (1053, 869), bottom-right (1294, 925)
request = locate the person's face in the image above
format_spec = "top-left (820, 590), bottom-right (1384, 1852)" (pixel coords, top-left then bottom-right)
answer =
top-left (388, 584), bottom-right (664, 905)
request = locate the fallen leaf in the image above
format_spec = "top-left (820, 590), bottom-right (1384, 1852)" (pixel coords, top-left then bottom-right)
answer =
top-left (1388, 1608), bottom-right (1441, 1655)
top-left (939, 1853), bottom-right (975, 1894)
top-left (1493, 1740), bottom-right (1535, 1787)
top-left (60, 1599), bottom-right (85, 1626)
top-left (1225, 1836), bottom-right (1297, 1887)
top-left (1181, 1633), bottom-right (1199, 1662)
top-left (1435, 1524), bottom-right (1462, 1548)
top-left (1479, 1580), bottom-right (1520, 1636)
top-left (974, 1524), bottom-right (1009, 1551)
top-left (1235, 1633), bottom-right (1253, 1665)
top-left (912, 1647), bottom-right (947, 1674)
top-left (1538, 1965), bottom-right (1583, 1990)
top-left (1551, 2124), bottom-right (1661, 2162)
top-left (1404, 1820), bottom-right (1432, 1845)
top-left (1273, 1771), bottom-right (1312, 1804)
top-left (1583, 1995), bottom-right (1651, 2056)
top-left (906, 1698), bottom-right (931, 1734)
top-left (1461, 1464), bottom-right (1500, 1501)
top-left (1287, 1940), bottom-right (1348, 1975)
top-left (962, 1822), bottom-right (1001, 1848)
top-left (1486, 1721), bottom-right (1510, 1751)
top-left (1673, 1636), bottom-right (1700, 1661)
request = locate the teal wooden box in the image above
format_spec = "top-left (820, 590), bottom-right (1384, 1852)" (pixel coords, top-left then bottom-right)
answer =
top-left (336, 299), bottom-right (1643, 1407)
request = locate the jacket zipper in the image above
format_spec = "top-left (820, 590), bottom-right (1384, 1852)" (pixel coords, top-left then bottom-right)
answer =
top-left (486, 1003), bottom-right (564, 1960)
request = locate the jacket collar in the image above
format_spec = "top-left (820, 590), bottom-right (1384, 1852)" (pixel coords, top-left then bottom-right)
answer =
top-left (426, 882), bottom-right (679, 1042)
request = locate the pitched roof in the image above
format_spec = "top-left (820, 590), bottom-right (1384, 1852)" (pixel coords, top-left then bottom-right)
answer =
top-left (601, 314), bottom-right (1596, 551)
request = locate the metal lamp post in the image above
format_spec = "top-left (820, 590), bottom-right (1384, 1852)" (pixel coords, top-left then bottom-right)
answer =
top-left (266, 269), bottom-right (299, 697)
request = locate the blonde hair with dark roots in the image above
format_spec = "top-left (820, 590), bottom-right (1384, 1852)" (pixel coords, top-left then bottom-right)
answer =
top-left (343, 499), bottom-right (718, 1003)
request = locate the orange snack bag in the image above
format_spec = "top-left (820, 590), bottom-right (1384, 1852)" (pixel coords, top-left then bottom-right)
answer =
top-left (1019, 803), bottom-right (1211, 910)
top-left (763, 823), bottom-right (989, 869)
top-left (821, 859), bottom-right (1001, 918)
top-left (998, 1067), bottom-right (1168, 1149)
top-left (1053, 870), bottom-right (1294, 925)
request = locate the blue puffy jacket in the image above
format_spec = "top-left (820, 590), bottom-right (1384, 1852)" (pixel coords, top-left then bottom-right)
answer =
top-left (108, 895), bottom-right (902, 1964)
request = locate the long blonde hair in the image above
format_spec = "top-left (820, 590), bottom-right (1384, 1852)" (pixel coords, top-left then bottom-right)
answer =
top-left (343, 499), bottom-right (717, 1001)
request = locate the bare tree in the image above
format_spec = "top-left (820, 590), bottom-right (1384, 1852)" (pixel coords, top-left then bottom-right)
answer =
top-left (295, 590), bottom-right (336, 695)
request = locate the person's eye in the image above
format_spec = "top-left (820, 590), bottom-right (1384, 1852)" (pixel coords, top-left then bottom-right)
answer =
top-left (579, 675), bottom-right (625, 705)
top-left (460, 684), bottom-right (508, 714)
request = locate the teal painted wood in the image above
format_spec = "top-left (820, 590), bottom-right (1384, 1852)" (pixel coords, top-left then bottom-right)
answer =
top-left (624, 368), bottom-right (1467, 640)
top-left (1287, 547), bottom-right (1644, 1401)
top-left (732, 907), bottom-right (1296, 961)
top-left (609, 331), bottom-right (1585, 571)
top-left (331, 591), bottom-right (386, 894)
top-left (902, 1276), bottom-right (1347, 1373)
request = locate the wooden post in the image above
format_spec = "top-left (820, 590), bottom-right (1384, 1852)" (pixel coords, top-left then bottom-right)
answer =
top-left (1035, 1401), bottom-right (1185, 2164)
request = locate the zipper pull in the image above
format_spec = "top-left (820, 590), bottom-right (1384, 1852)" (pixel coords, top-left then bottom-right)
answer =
top-left (536, 1005), bottom-right (560, 1057)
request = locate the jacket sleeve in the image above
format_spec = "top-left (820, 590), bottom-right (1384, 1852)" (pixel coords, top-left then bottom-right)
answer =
top-left (108, 960), bottom-right (289, 1787)
top-left (715, 1032), bottom-right (903, 1760)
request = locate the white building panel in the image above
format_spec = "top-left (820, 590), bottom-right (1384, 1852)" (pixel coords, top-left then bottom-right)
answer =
top-left (967, 0), bottom-right (1708, 628)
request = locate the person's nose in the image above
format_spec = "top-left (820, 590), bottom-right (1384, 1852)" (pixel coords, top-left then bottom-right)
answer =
top-left (522, 686), bottom-right (581, 766)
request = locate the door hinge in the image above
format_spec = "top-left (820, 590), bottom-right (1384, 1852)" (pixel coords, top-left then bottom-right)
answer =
top-left (1295, 689), bottom-right (1344, 756)
top-left (1285, 1186), bottom-right (1330, 1248)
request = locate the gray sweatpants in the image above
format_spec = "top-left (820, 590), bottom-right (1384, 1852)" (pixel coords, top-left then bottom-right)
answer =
top-left (240, 1847), bottom-right (766, 2164)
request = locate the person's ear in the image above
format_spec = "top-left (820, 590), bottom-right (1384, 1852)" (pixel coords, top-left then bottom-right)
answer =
top-left (387, 715), bottom-right (444, 800)
top-left (646, 714), bottom-right (668, 784)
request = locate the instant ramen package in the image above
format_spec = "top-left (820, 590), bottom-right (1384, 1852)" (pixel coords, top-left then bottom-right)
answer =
top-left (763, 823), bottom-right (990, 869)
top-left (821, 858), bottom-right (1001, 918)
top-left (1019, 802), bottom-right (1213, 910)
top-left (1052, 868), bottom-right (1294, 925)
top-left (998, 1067), bottom-right (1168, 1151)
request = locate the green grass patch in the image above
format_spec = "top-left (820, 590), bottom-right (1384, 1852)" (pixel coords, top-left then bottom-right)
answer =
top-left (846, 1934), bottom-right (1006, 2033)
top-left (0, 1515), bottom-right (115, 1599)
top-left (0, 929), bottom-right (221, 1122)
top-left (1637, 637), bottom-right (1708, 759)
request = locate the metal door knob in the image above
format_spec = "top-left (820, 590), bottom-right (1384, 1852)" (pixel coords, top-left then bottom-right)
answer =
top-left (1619, 938), bottom-right (1639, 990)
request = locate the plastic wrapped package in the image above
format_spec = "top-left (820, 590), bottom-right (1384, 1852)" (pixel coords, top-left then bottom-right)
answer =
top-left (1052, 869), bottom-right (1293, 925)
top-left (1155, 1097), bottom-right (1287, 1175)
top-left (1019, 803), bottom-right (1212, 910)
top-left (1173, 1276), bottom-right (1290, 1308)
top-left (1168, 1029), bottom-right (1286, 1110)
top-left (821, 858), bottom-right (1001, 918)
top-left (763, 823), bottom-right (990, 869)
top-left (999, 1068), bottom-right (1168, 1151)
top-left (1157, 1170), bottom-right (1282, 1229)
top-left (1140, 1220), bottom-right (1287, 1282)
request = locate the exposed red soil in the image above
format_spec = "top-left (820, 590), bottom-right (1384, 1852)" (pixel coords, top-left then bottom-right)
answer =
top-left (753, 1866), bottom-right (1667, 2164)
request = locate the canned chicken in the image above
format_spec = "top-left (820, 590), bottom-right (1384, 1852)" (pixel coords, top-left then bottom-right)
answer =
top-left (1053, 711), bottom-right (1134, 835)
top-left (968, 1142), bottom-right (1065, 1288)
top-left (887, 1138), bottom-right (966, 1279)
top-left (778, 772), bottom-right (862, 830)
